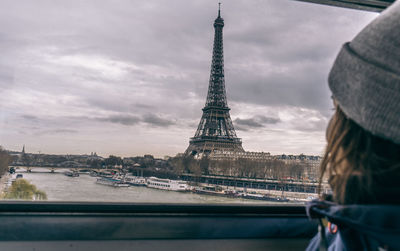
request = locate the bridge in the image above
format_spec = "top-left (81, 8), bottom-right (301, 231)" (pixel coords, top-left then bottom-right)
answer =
top-left (10, 166), bottom-right (121, 174)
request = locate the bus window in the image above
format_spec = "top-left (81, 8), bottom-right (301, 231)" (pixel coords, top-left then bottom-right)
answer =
top-left (0, 0), bottom-right (377, 204)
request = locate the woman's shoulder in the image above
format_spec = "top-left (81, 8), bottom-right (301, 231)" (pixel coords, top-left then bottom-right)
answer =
top-left (306, 200), bottom-right (400, 250)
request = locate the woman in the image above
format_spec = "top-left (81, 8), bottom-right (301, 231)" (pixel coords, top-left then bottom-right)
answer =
top-left (306, 1), bottom-right (400, 250)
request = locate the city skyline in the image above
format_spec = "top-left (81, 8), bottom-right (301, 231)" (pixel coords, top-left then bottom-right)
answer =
top-left (0, 0), bottom-right (377, 157)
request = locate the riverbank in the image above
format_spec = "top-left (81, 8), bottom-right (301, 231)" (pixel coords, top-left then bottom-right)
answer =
top-left (17, 172), bottom-right (293, 204)
top-left (195, 182), bottom-right (317, 202)
top-left (7, 169), bottom-right (316, 203)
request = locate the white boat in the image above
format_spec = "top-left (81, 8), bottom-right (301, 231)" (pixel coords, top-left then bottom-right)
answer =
top-left (96, 171), bottom-right (114, 178)
top-left (64, 171), bottom-right (79, 177)
top-left (193, 185), bottom-right (226, 196)
top-left (146, 177), bottom-right (189, 191)
top-left (96, 177), bottom-right (129, 187)
top-left (124, 175), bottom-right (146, 186)
top-left (238, 191), bottom-right (290, 202)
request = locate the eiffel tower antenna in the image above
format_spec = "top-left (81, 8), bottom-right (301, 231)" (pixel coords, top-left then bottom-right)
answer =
top-left (185, 5), bottom-right (244, 156)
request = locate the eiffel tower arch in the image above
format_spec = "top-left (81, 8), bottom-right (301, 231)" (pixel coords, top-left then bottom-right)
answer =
top-left (185, 5), bottom-right (244, 156)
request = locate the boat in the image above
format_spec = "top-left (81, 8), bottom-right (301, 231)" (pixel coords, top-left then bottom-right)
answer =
top-left (238, 191), bottom-right (289, 202)
top-left (124, 175), bottom-right (146, 186)
top-left (96, 177), bottom-right (129, 187)
top-left (193, 185), bottom-right (226, 196)
top-left (224, 189), bottom-right (239, 197)
top-left (238, 192), bottom-right (265, 200)
top-left (96, 171), bottom-right (114, 178)
top-left (146, 177), bottom-right (189, 191)
top-left (64, 171), bottom-right (79, 177)
top-left (274, 197), bottom-right (290, 202)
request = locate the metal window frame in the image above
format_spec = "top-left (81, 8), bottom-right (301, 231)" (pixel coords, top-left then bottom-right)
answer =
top-left (293, 0), bottom-right (394, 12)
top-left (0, 202), bottom-right (317, 241)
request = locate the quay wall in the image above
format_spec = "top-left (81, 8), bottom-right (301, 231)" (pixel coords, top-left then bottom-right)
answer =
top-left (181, 174), bottom-right (320, 193)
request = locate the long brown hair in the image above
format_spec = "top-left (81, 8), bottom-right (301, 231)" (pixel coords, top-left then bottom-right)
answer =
top-left (319, 106), bottom-right (400, 204)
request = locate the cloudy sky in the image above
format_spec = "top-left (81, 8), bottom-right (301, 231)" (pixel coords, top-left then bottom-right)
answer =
top-left (0, 0), bottom-right (377, 157)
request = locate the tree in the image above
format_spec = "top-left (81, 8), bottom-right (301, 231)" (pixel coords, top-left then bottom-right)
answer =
top-left (4, 179), bottom-right (47, 200)
top-left (104, 155), bottom-right (123, 167)
top-left (21, 153), bottom-right (32, 167)
top-left (169, 155), bottom-right (206, 177)
top-left (199, 156), bottom-right (210, 175)
top-left (169, 156), bottom-right (185, 174)
top-left (181, 155), bottom-right (195, 174)
top-left (0, 147), bottom-right (12, 177)
top-left (87, 158), bottom-right (102, 169)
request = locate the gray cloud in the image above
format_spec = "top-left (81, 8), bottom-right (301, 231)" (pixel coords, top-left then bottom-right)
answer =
top-left (96, 115), bottom-right (141, 126)
top-left (35, 129), bottom-right (78, 136)
top-left (227, 63), bottom-right (333, 116)
top-left (234, 115), bottom-right (280, 130)
top-left (234, 124), bottom-right (249, 132)
top-left (86, 98), bottom-right (132, 113)
top-left (235, 118), bottom-right (263, 128)
top-left (291, 117), bottom-right (328, 132)
top-left (94, 113), bottom-right (175, 127)
top-left (133, 103), bottom-right (154, 110)
top-left (21, 115), bottom-right (38, 121)
top-left (143, 114), bottom-right (175, 127)
top-left (257, 115), bottom-right (280, 124)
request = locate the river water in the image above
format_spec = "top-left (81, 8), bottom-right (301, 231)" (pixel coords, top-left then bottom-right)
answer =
top-left (12, 169), bottom-right (288, 204)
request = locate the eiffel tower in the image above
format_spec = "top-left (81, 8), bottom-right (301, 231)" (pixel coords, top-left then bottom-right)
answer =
top-left (185, 4), bottom-right (244, 156)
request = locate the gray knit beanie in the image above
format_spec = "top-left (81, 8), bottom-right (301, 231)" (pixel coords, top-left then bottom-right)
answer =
top-left (329, 1), bottom-right (400, 145)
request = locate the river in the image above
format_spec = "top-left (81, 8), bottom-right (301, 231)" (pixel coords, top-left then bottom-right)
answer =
top-left (11, 169), bottom-right (291, 204)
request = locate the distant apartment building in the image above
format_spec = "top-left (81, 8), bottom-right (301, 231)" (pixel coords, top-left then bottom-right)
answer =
top-left (205, 150), bottom-right (321, 181)
top-left (208, 150), bottom-right (272, 161)
top-left (275, 154), bottom-right (321, 181)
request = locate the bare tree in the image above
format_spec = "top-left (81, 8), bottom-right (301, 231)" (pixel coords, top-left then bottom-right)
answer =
top-left (0, 147), bottom-right (12, 177)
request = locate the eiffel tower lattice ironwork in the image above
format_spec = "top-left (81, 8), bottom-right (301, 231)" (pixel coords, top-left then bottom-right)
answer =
top-left (185, 4), bottom-right (244, 156)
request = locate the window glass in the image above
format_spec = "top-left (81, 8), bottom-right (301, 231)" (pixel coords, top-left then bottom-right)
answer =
top-left (0, 0), bottom-right (377, 203)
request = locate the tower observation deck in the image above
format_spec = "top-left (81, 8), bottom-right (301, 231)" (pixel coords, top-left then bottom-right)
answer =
top-left (185, 4), bottom-right (244, 156)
